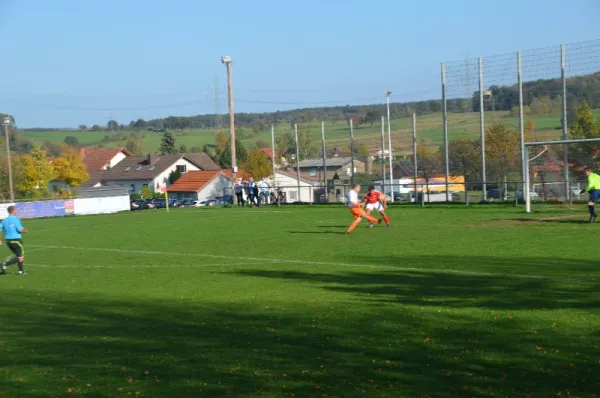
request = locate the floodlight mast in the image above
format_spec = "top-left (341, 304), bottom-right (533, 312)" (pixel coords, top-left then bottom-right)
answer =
top-left (2, 116), bottom-right (14, 202)
top-left (221, 56), bottom-right (236, 204)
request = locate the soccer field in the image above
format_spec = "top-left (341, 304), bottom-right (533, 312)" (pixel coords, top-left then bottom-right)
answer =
top-left (0, 206), bottom-right (599, 397)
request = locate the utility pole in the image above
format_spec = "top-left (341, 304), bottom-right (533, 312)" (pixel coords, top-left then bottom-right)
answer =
top-left (386, 91), bottom-right (393, 201)
top-left (2, 116), bottom-right (15, 202)
top-left (221, 56), bottom-right (236, 204)
top-left (380, 116), bottom-right (386, 193)
top-left (349, 118), bottom-right (356, 185)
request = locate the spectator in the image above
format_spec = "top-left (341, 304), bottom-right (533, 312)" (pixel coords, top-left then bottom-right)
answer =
top-left (246, 178), bottom-right (258, 207)
top-left (258, 177), bottom-right (270, 206)
top-left (234, 178), bottom-right (245, 207)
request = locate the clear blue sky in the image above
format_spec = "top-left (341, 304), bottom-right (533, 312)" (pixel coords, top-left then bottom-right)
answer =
top-left (0, 0), bottom-right (598, 128)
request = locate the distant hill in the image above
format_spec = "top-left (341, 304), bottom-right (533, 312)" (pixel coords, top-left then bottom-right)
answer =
top-left (136, 72), bottom-right (600, 130)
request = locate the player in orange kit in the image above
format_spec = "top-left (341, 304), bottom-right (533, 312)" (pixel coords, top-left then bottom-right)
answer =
top-left (346, 184), bottom-right (380, 234)
top-left (364, 186), bottom-right (391, 228)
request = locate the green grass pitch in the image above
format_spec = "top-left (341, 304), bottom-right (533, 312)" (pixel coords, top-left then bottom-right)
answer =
top-left (0, 205), bottom-right (599, 397)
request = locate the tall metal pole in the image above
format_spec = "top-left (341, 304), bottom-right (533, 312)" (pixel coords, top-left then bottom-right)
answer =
top-left (386, 91), bottom-right (394, 200)
top-left (441, 63), bottom-right (450, 202)
top-left (294, 124), bottom-right (301, 202)
top-left (321, 121), bottom-right (328, 202)
top-left (349, 118), bottom-right (356, 185)
top-left (561, 44), bottom-right (570, 204)
top-left (222, 56), bottom-right (237, 204)
top-left (478, 57), bottom-right (487, 201)
top-left (380, 115), bottom-right (386, 193)
top-left (517, 51), bottom-right (526, 204)
top-left (412, 113), bottom-right (418, 204)
top-left (2, 118), bottom-right (14, 202)
top-left (524, 145), bottom-right (531, 213)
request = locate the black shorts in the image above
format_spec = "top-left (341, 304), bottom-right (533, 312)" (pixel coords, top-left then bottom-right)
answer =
top-left (6, 239), bottom-right (24, 257)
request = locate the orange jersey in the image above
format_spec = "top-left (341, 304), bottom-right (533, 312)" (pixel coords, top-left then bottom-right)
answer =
top-left (364, 190), bottom-right (383, 204)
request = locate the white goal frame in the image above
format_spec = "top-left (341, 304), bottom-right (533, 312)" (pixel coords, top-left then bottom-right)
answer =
top-left (525, 137), bottom-right (600, 213)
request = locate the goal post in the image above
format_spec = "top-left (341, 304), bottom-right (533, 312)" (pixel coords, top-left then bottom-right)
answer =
top-left (525, 137), bottom-right (600, 213)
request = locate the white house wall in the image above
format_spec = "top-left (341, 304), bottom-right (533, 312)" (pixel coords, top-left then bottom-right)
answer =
top-left (153, 159), bottom-right (200, 192)
top-left (273, 173), bottom-right (314, 203)
top-left (198, 175), bottom-right (233, 201)
top-left (101, 179), bottom-right (153, 194)
top-left (106, 152), bottom-right (128, 169)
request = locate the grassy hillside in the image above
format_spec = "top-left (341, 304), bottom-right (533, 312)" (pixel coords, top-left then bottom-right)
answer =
top-left (21, 110), bottom-right (598, 156)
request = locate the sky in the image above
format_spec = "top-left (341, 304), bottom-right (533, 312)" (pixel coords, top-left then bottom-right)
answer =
top-left (0, 0), bottom-right (598, 128)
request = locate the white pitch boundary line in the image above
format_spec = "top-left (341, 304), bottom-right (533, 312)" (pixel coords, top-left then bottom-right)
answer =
top-left (27, 244), bottom-right (598, 285)
top-left (28, 263), bottom-right (249, 269)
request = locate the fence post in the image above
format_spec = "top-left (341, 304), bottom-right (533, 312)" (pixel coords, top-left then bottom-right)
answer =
top-left (294, 124), bottom-right (301, 203)
top-left (525, 144), bottom-right (531, 213)
top-left (561, 44), bottom-right (570, 205)
top-left (517, 51), bottom-right (526, 205)
top-left (478, 57), bottom-right (487, 201)
top-left (381, 116), bottom-right (386, 194)
top-left (350, 118), bottom-right (356, 185)
top-left (412, 113), bottom-right (418, 205)
top-left (441, 62), bottom-right (450, 203)
top-left (321, 121), bottom-right (327, 202)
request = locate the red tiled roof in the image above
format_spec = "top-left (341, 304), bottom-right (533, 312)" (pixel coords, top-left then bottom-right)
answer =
top-left (166, 170), bottom-right (231, 193)
top-left (259, 148), bottom-right (278, 159)
top-left (80, 147), bottom-right (132, 172)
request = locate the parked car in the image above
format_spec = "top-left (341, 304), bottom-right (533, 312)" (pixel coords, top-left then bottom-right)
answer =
top-left (150, 199), bottom-right (166, 209)
top-left (130, 199), bottom-right (146, 211)
top-left (168, 199), bottom-right (183, 208)
top-left (486, 189), bottom-right (509, 200)
top-left (516, 189), bottom-right (539, 201)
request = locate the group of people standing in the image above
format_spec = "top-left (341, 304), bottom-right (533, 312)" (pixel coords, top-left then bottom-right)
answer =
top-left (234, 177), bottom-right (283, 207)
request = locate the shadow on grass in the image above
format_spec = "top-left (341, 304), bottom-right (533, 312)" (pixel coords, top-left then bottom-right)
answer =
top-left (1, 258), bottom-right (599, 397)
top-left (511, 218), bottom-right (589, 224)
top-left (288, 231), bottom-right (348, 235)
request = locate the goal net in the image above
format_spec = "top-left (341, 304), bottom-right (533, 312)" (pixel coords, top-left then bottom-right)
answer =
top-left (524, 138), bottom-right (600, 211)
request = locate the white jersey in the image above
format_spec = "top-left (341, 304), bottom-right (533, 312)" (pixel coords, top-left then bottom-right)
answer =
top-left (347, 190), bottom-right (359, 207)
top-left (366, 201), bottom-right (384, 211)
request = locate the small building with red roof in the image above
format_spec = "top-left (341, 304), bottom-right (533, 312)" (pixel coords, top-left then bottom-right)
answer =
top-left (166, 170), bottom-right (233, 202)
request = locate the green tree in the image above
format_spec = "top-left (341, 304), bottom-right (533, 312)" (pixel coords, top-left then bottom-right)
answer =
top-left (243, 148), bottom-right (272, 179)
top-left (448, 136), bottom-right (481, 203)
top-left (63, 136), bottom-right (80, 147)
top-left (78, 124), bottom-right (87, 131)
top-left (16, 146), bottom-right (54, 196)
top-left (107, 120), bottom-right (119, 131)
top-left (141, 185), bottom-right (153, 199)
top-left (159, 131), bottom-right (177, 155)
top-left (218, 139), bottom-right (248, 169)
top-left (91, 124), bottom-right (101, 131)
top-left (168, 169), bottom-right (182, 184)
top-left (364, 111), bottom-right (381, 127)
top-left (179, 144), bottom-right (188, 154)
top-left (570, 102), bottom-right (600, 139)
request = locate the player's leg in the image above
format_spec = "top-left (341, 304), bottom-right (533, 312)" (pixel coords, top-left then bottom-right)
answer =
top-left (365, 204), bottom-right (376, 228)
top-left (362, 208), bottom-right (379, 224)
top-left (347, 208), bottom-right (363, 233)
top-left (380, 209), bottom-right (391, 226)
top-left (589, 191), bottom-right (598, 223)
top-left (2, 241), bottom-right (24, 274)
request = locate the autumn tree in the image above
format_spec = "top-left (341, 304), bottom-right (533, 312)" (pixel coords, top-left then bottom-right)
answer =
top-left (485, 123), bottom-right (520, 197)
top-left (244, 148), bottom-right (272, 179)
top-left (52, 146), bottom-right (89, 190)
top-left (125, 136), bottom-right (142, 155)
top-left (214, 131), bottom-right (228, 156)
top-left (17, 146), bottom-right (54, 196)
top-left (569, 102), bottom-right (600, 168)
top-left (448, 137), bottom-right (481, 203)
top-left (416, 140), bottom-right (442, 200)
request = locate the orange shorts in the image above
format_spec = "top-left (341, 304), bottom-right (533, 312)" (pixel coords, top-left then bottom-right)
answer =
top-left (350, 207), bottom-right (365, 219)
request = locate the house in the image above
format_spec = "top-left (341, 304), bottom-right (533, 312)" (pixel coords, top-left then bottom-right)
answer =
top-left (166, 170), bottom-right (233, 201)
top-left (49, 147), bottom-right (133, 192)
top-left (259, 148), bottom-right (287, 167)
top-left (96, 154), bottom-right (203, 193)
top-left (272, 170), bottom-right (319, 203)
top-left (296, 157), bottom-right (367, 184)
top-left (182, 153), bottom-right (221, 171)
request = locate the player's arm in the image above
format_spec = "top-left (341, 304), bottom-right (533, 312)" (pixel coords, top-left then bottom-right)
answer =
top-left (381, 192), bottom-right (388, 208)
top-left (17, 220), bottom-right (27, 234)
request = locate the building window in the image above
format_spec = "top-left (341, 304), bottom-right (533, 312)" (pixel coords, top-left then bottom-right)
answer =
top-left (130, 184), bottom-right (135, 192)
top-left (289, 191), bottom-right (297, 201)
top-left (177, 165), bottom-right (187, 173)
top-left (309, 168), bottom-right (317, 177)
